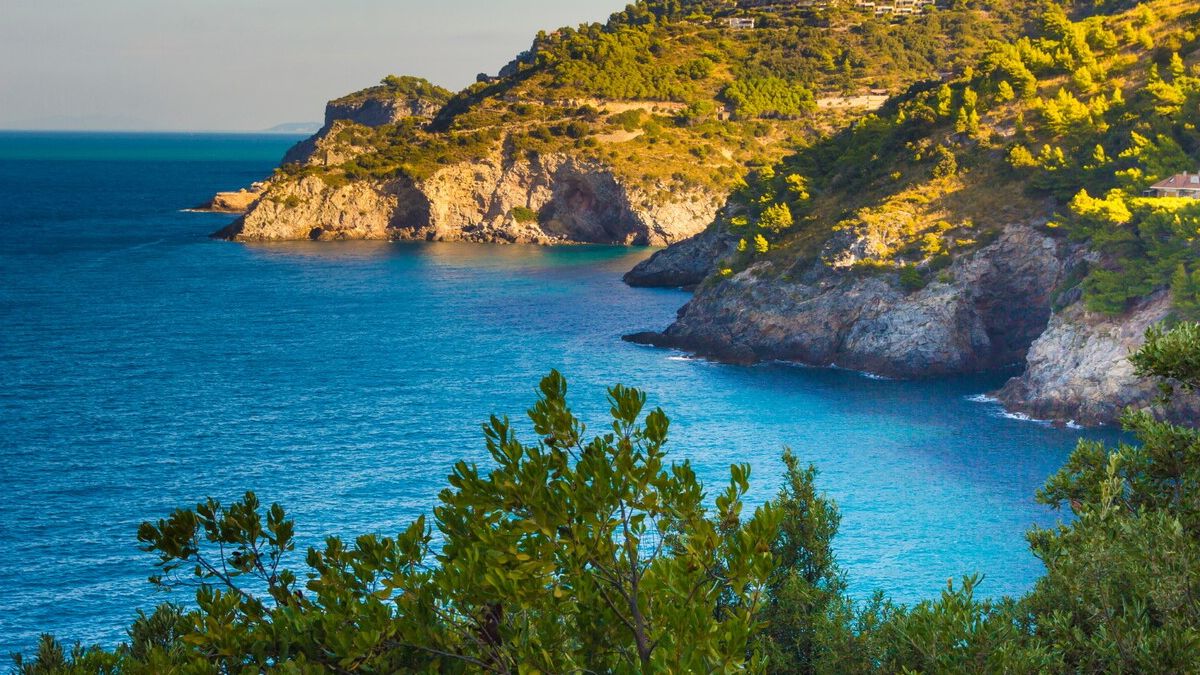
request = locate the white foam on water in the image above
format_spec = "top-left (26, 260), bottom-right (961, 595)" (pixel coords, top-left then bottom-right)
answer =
top-left (998, 410), bottom-right (1055, 427)
top-left (967, 393), bottom-right (1085, 429)
top-left (771, 359), bottom-right (818, 369)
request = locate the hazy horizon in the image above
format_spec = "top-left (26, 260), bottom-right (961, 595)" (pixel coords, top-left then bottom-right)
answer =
top-left (0, 0), bottom-right (616, 132)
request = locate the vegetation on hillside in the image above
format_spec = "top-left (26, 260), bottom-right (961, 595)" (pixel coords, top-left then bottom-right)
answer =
top-left (264, 0), bottom-right (1198, 320)
top-left (717, 0), bottom-right (1198, 319)
top-left (277, 0), bottom-right (1046, 198)
top-left (330, 75), bottom-right (453, 108)
top-left (16, 322), bottom-right (1200, 673)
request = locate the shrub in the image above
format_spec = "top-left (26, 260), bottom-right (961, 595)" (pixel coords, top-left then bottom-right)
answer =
top-left (899, 264), bottom-right (927, 291)
top-left (931, 145), bottom-right (958, 179)
top-left (509, 205), bottom-right (539, 223)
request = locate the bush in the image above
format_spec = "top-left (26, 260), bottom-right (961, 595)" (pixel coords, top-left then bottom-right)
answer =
top-left (930, 145), bottom-right (958, 179)
top-left (509, 206), bottom-right (539, 223)
top-left (721, 76), bottom-right (816, 120)
top-left (899, 264), bottom-right (927, 291)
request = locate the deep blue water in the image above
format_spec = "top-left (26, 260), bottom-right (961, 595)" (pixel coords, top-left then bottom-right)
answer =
top-left (0, 132), bottom-right (1118, 656)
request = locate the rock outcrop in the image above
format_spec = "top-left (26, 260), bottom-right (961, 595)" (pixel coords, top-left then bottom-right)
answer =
top-left (215, 152), bottom-right (722, 246)
top-left (996, 293), bottom-right (1199, 425)
top-left (193, 183), bottom-right (266, 214)
top-left (212, 176), bottom-right (414, 241)
top-left (626, 224), bottom-right (1067, 377)
top-left (282, 82), bottom-right (447, 166)
top-left (623, 228), bottom-right (738, 288)
top-left (627, 221), bottom-right (1197, 425)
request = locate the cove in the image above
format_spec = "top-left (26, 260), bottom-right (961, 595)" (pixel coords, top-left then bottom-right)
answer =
top-left (0, 132), bottom-right (1118, 654)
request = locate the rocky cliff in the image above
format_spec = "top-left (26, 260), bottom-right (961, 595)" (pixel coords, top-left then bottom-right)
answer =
top-left (627, 221), bottom-right (1197, 425)
top-left (215, 152), bottom-right (722, 245)
top-left (996, 293), bottom-right (1200, 425)
top-left (627, 224), bottom-right (1068, 376)
top-left (192, 183), bottom-right (265, 214)
top-left (623, 228), bottom-right (739, 288)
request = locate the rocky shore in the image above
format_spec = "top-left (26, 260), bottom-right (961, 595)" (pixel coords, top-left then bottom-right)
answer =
top-left (996, 292), bottom-right (1199, 425)
top-left (192, 183), bottom-right (265, 214)
top-left (214, 152), bottom-right (722, 246)
top-left (625, 224), bottom-right (1194, 426)
top-left (626, 225), bottom-right (1065, 375)
top-left (209, 84), bottom-right (723, 246)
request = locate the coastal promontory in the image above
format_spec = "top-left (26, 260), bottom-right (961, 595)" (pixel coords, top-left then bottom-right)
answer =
top-left (207, 0), bottom-right (1200, 425)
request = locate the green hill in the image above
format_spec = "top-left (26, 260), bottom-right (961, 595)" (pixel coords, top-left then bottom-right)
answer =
top-left (710, 0), bottom-right (1199, 320)
top-left (262, 0), bottom-right (1044, 203)
top-left (620, 0), bottom-right (1198, 426)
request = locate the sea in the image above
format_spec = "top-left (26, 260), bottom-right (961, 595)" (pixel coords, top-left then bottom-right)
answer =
top-left (0, 131), bottom-right (1120, 656)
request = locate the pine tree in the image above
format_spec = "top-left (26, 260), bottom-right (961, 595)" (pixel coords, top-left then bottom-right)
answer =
top-left (1168, 52), bottom-right (1185, 80)
top-left (996, 80), bottom-right (1015, 103)
top-left (1171, 264), bottom-right (1200, 320)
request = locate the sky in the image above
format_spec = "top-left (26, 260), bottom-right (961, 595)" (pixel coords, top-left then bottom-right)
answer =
top-left (0, 0), bottom-right (618, 131)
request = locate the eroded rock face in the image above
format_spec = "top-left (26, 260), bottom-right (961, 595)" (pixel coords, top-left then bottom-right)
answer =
top-left (623, 228), bottom-right (738, 288)
top-left (216, 153), bottom-right (721, 246)
top-left (995, 293), bottom-right (1199, 425)
top-left (627, 224), bottom-right (1066, 378)
top-left (193, 183), bottom-right (265, 214)
top-left (212, 176), bottom-right (422, 241)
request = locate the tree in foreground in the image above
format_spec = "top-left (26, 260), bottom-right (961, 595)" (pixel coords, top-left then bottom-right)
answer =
top-left (16, 372), bottom-right (784, 673)
top-left (1024, 322), bottom-right (1200, 671)
top-left (15, 324), bottom-right (1200, 673)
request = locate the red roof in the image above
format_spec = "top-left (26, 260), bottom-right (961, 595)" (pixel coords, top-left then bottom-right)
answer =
top-left (1151, 172), bottom-right (1200, 191)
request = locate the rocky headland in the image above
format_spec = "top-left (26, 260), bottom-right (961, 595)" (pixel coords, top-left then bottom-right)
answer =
top-left (209, 77), bottom-right (724, 245)
top-left (626, 224), bottom-right (1066, 376)
top-left (197, 1), bottom-right (1199, 426)
top-left (625, 221), bottom-right (1197, 426)
top-left (192, 183), bottom-right (265, 214)
top-left (214, 151), bottom-right (722, 245)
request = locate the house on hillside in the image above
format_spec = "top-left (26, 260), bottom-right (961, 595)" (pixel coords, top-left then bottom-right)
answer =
top-left (863, 0), bottom-right (937, 15)
top-left (737, 0), bottom-right (937, 13)
top-left (1147, 172), bottom-right (1200, 199)
top-left (726, 17), bottom-right (756, 29)
top-left (738, 0), bottom-right (835, 9)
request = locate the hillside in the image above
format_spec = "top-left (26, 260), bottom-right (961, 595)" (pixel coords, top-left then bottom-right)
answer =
top-left (628, 0), bottom-right (1200, 424)
top-left (211, 0), bottom-right (1041, 244)
top-left (205, 0), bottom-right (1199, 424)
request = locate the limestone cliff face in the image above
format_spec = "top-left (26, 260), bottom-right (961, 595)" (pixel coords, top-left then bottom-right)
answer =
top-left (628, 225), bottom-right (1065, 376)
top-left (193, 183), bottom-right (265, 213)
top-left (215, 152), bottom-right (722, 245)
top-left (213, 176), bottom-right (411, 241)
top-left (996, 293), bottom-right (1199, 425)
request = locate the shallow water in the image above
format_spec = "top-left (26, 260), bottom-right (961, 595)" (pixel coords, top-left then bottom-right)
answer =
top-left (0, 132), bottom-right (1118, 654)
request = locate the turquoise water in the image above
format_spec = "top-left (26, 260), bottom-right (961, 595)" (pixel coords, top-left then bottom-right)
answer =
top-left (0, 132), bottom-right (1117, 655)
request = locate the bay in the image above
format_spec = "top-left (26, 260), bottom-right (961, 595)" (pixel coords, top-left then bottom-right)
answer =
top-left (0, 132), bottom-right (1116, 654)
